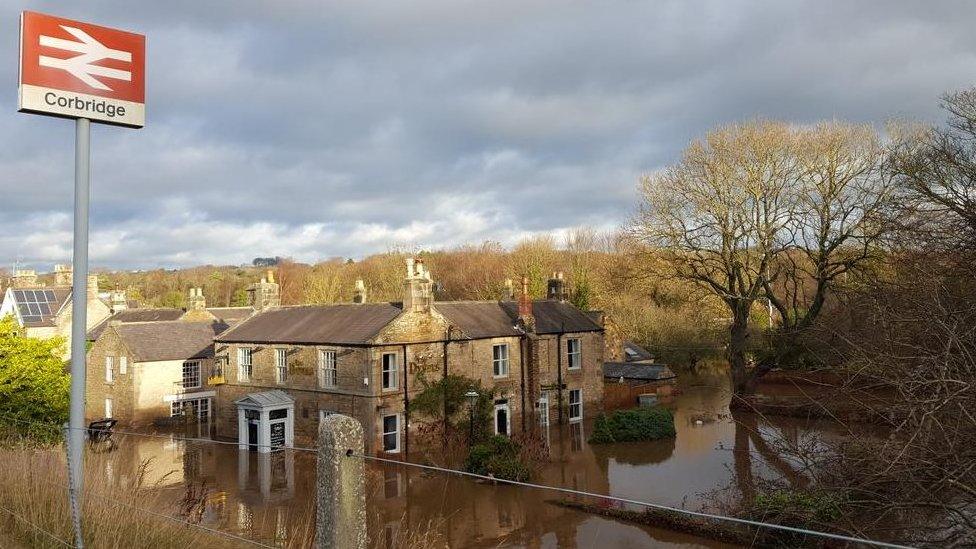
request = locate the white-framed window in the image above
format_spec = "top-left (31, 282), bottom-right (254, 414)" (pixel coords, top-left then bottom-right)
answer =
top-left (104, 398), bottom-right (113, 418)
top-left (275, 349), bottom-right (288, 384)
top-left (318, 409), bottom-right (335, 423)
top-left (238, 348), bottom-right (253, 382)
top-left (567, 338), bottom-right (582, 370)
top-left (382, 414), bottom-right (400, 453)
top-left (182, 361), bottom-right (201, 389)
top-left (319, 349), bottom-right (337, 388)
top-left (569, 389), bottom-right (583, 422)
top-left (381, 352), bottom-right (398, 391)
top-left (105, 356), bottom-right (115, 383)
top-left (172, 398), bottom-right (210, 420)
top-left (119, 356), bottom-right (127, 375)
top-left (492, 343), bottom-right (509, 377)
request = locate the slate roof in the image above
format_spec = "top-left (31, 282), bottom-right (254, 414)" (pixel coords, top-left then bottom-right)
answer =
top-left (216, 303), bottom-right (403, 345)
top-left (216, 299), bottom-right (602, 345)
top-left (434, 301), bottom-right (522, 338)
top-left (207, 307), bottom-right (252, 325)
top-left (114, 321), bottom-right (228, 362)
top-left (499, 300), bottom-right (603, 334)
top-left (234, 389), bottom-right (294, 408)
top-left (603, 362), bottom-right (676, 381)
top-left (88, 308), bottom-right (184, 340)
top-left (623, 340), bottom-right (655, 362)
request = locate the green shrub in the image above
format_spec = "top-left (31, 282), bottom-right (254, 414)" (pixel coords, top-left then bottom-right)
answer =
top-left (753, 489), bottom-right (843, 523)
top-left (589, 407), bottom-right (676, 444)
top-left (465, 435), bottom-right (530, 481)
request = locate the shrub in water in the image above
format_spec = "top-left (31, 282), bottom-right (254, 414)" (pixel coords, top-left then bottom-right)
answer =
top-left (465, 435), bottom-right (530, 481)
top-left (589, 407), bottom-right (676, 444)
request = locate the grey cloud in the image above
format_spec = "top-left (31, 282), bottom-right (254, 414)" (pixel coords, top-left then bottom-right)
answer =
top-left (2, 1), bottom-right (976, 269)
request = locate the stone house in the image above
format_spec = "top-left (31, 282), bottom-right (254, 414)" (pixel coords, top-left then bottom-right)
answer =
top-left (0, 265), bottom-right (111, 359)
top-left (85, 319), bottom-right (230, 425)
top-left (84, 287), bottom-right (254, 425)
top-left (212, 259), bottom-right (605, 454)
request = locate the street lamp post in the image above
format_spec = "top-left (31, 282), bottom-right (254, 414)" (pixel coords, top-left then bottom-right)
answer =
top-left (464, 390), bottom-right (479, 444)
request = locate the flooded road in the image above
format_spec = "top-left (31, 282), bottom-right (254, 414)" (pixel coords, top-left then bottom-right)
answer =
top-left (90, 366), bottom-right (847, 548)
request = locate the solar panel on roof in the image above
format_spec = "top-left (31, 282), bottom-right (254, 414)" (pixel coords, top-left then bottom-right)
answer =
top-left (14, 288), bottom-right (61, 324)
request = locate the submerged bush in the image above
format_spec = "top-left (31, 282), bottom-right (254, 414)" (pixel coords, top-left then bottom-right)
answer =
top-left (465, 435), bottom-right (530, 481)
top-left (589, 407), bottom-right (676, 444)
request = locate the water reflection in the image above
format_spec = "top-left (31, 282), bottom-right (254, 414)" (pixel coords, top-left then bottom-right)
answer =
top-left (88, 364), bottom-right (850, 548)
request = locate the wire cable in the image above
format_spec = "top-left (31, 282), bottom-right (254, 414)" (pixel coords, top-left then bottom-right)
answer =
top-left (351, 452), bottom-right (917, 549)
top-left (0, 502), bottom-right (75, 548)
top-left (0, 412), bottom-right (919, 548)
top-left (81, 491), bottom-right (277, 549)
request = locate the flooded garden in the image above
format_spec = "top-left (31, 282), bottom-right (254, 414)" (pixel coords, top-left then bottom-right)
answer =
top-left (77, 363), bottom-right (868, 548)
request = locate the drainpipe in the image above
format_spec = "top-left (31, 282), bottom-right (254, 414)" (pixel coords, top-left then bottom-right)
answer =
top-left (519, 333), bottom-right (527, 434)
top-left (556, 331), bottom-right (563, 426)
top-left (402, 344), bottom-right (409, 458)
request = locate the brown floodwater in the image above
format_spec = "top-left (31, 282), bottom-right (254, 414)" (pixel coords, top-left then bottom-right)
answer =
top-left (87, 365), bottom-right (859, 548)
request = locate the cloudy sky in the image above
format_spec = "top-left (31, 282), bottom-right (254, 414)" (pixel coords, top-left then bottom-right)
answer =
top-left (2, 1), bottom-right (975, 270)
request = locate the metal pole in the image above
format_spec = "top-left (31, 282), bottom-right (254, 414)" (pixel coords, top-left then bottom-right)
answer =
top-left (68, 117), bottom-right (91, 549)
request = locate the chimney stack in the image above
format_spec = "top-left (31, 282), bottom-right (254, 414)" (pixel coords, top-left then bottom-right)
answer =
top-left (353, 279), bottom-right (368, 303)
top-left (503, 278), bottom-right (514, 300)
top-left (54, 264), bottom-right (72, 286)
top-left (518, 276), bottom-right (535, 331)
top-left (12, 269), bottom-right (38, 288)
top-left (187, 287), bottom-right (206, 310)
top-left (110, 286), bottom-right (127, 313)
top-left (247, 269), bottom-right (280, 312)
top-left (402, 257), bottom-right (434, 313)
top-left (87, 274), bottom-right (99, 300)
top-left (546, 272), bottom-right (566, 301)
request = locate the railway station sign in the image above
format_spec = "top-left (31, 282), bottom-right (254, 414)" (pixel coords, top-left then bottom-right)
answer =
top-left (18, 11), bottom-right (145, 127)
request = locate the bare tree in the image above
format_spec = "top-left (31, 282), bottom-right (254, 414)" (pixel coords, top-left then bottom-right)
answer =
top-left (632, 120), bottom-right (800, 394)
top-left (759, 122), bottom-right (892, 377)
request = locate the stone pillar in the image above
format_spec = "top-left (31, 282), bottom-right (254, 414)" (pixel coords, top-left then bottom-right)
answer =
top-left (237, 408), bottom-right (248, 450)
top-left (258, 410), bottom-right (270, 454)
top-left (316, 414), bottom-right (367, 549)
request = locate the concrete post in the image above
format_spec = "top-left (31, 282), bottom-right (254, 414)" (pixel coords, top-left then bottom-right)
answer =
top-left (316, 414), bottom-right (368, 549)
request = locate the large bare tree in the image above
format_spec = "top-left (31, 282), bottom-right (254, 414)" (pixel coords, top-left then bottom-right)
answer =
top-left (633, 120), bottom-right (799, 394)
top-left (634, 120), bottom-right (891, 394)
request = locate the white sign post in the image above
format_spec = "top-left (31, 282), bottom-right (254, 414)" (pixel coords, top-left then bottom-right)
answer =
top-left (19, 12), bottom-right (145, 548)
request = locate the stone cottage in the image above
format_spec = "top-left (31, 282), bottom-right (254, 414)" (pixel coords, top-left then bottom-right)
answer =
top-left (84, 287), bottom-right (253, 425)
top-left (212, 259), bottom-right (606, 454)
top-left (0, 265), bottom-right (111, 360)
top-left (85, 319), bottom-right (230, 425)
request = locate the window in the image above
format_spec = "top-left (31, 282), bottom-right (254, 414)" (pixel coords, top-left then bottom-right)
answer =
top-left (319, 350), bottom-right (337, 388)
top-left (569, 389), bottom-right (582, 422)
top-left (318, 409), bottom-right (335, 423)
top-left (182, 361), bottom-right (201, 389)
top-left (567, 338), bottom-right (582, 370)
top-left (104, 398), bottom-right (113, 418)
top-left (171, 398), bottom-right (210, 420)
top-left (275, 349), bottom-right (288, 384)
top-left (381, 353), bottom-right (398, 391)
top-left (382, 414), bottom-right (400, 453)
top-left (119, 356), bottom-right (127, 375)
top-left (238, 348), bottom-right (253, 382)
top-left (492, 344), bottom-right (509, 377)
top-left (105, 356), bottom-right (114, 383)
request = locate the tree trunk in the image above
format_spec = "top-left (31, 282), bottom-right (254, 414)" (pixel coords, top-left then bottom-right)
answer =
top-left (728, 300), bottom-right (754, 395)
